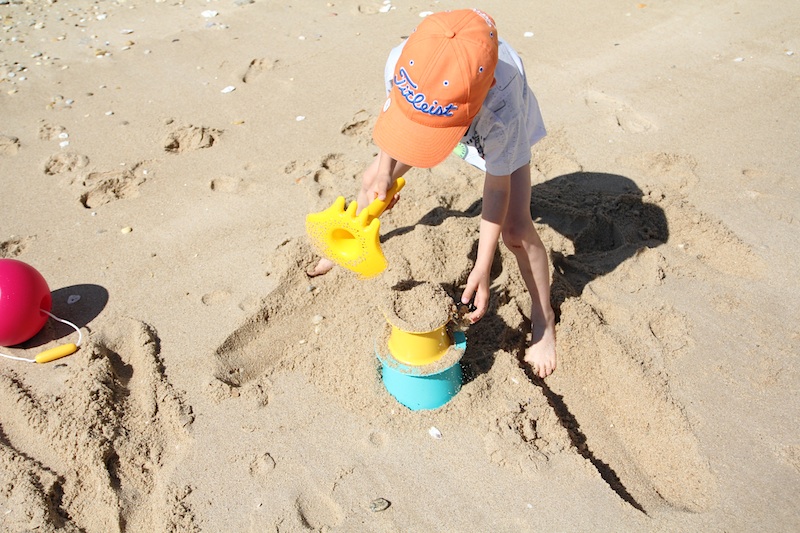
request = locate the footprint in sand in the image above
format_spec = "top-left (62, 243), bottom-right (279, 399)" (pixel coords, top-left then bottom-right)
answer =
top-left (368, 431), bottom-right (388, 447)
top-left (313, 153), bottom-right (346, 187)
top-left (241, 58), bottom-right (280, 83)
top-left (43, 151), bottom-right (90, 175)
top-left (356, 4), bottom-right (386, 15)
top-left (294, 490), bottom-right (343, 530)
top-left (286, 153), bottom-right (362, 207)
top-left (78, 167), bottom-right (146, 208)
top-left (209, 176), bottom-right (244, 193)
top-left (583, 89), bottom-right (656, 133)
top-left (249, 452), bottom-right (277, 482)
top-left (248, 484), bottom-right (343, 532)
top-left (163, 484), bottom-right (200, 532)
top-left (0, 317), bottom-right (194, 532)
top-left (38, 123), bottom-right (66, 141)
top-left (340, 110), bottom-right (373, 145)
top-left (163, 125), bottom-right (222, 154)
top-left (201, 290), bottom-right (231, 305)
top-left (483, 397), bottom-right (558, 472)
top-left (0, 134), bottom-right (20, 155)
top-left (0, 236), bottom-right (32, 258)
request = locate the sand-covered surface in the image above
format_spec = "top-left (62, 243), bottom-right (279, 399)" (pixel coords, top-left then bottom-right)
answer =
top-left (2, 0), bottom-right (799, 531)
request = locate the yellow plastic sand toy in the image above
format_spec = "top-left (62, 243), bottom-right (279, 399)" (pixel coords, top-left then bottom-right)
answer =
top-left (305, 178), bottom-right (405, 278)
top-left (386, 322), bottom-right (452, 366)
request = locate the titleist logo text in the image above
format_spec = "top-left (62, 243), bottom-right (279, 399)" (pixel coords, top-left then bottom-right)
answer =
top-left (394, 68), bottom-right (457, 117)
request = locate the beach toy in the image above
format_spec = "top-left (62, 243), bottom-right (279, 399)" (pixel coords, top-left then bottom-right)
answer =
top-left (385, 319), bottom-right (452, 367)
top-left (305, 177), bottom-right (405, 279)
top-left (377, 325), bottom-right (466, 411)
top-left (0, 259), bottom-right (82, 363)
top-left (0, 258), bottom-right (52, 346)
top-left (375, 321), bottom-right (467, 411)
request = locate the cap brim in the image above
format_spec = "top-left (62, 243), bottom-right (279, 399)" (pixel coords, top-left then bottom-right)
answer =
top-left (373, 97), bottom-right (467, 169)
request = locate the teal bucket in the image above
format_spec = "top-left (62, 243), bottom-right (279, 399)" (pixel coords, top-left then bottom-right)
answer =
top-left (377, 331), bottom-right (466, 411)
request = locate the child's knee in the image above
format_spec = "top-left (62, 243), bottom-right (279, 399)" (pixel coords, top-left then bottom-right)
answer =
top-left (501, 225), bottom-right (526, 250)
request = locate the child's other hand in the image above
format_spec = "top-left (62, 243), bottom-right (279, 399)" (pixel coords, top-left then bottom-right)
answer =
top-left (461, 266), bottom-right (490, 323)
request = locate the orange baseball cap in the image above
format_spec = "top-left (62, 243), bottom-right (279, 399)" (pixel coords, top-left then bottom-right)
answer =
top-left (373, 9), bottom-right (499, 168)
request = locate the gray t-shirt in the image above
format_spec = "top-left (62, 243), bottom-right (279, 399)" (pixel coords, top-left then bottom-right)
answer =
top-left (384, 37), bottom-right (546, 175)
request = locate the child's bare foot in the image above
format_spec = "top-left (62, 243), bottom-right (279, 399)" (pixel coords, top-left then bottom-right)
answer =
top-left (524, 318), bottom-right (557, 379)
top-left (306, 257), bottom-right (334, 277)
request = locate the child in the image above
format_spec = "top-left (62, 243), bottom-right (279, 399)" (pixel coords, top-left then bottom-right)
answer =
top-left (309, 9), bottom-right (556, 378)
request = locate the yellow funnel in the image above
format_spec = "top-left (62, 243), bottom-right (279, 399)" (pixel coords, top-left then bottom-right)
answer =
top-left (305, 178), bottom-right (405, 279)
top-left (386, 324), bottom-right (451, 366)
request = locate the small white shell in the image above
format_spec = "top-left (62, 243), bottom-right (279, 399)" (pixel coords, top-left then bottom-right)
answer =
top-left (201, 10), bottom-right (218, 18)
top-left (428, 427), bottom-right (442, 439)
top-left (221, 86), bottom-right (236, 94)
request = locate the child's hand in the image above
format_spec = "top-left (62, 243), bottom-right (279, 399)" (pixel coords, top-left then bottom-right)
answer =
top-left (461, 266), bottom-right (490, 323)
top-left (368, 172), bottom-right (395, 204)
top-left (358, 153), bottom-right (405, 212)
top-left (360, 172), bottom-right (400, 212)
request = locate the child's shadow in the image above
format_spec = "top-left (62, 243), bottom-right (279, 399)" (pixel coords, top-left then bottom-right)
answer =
top-left (533, 172), bottom-right (668, 315)
top-left (385, 171), bottom-right (669, 380)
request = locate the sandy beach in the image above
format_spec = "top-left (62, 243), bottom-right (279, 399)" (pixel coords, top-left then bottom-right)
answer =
top-left (1, 0), bottom-right (799, 531)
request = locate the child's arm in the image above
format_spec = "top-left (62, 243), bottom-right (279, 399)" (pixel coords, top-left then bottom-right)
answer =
top-left (356, 150), bottom-right (411, 213)
top-left (461, 172), bottom-right (510, 323)
top-left (307, 151), bottom-right (409, 278)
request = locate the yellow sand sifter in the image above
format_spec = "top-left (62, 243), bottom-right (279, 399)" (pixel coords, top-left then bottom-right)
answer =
top-left (305, 178), bottom-right (405, 279)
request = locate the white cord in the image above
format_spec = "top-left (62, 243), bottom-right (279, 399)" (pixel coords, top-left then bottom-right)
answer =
top-left (0, 352), bottom-right (35, 363)
top-left (40, 309), bottom-right (82, 347)
top-left (0, 309), bottom-right (82, 363)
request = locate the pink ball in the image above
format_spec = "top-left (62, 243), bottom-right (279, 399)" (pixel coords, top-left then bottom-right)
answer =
top-left (0, 259), bottom-right (53, 347)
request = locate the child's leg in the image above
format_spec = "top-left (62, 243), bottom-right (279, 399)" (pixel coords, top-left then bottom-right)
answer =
top-left (502, 163), bottom-right (557, 378)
